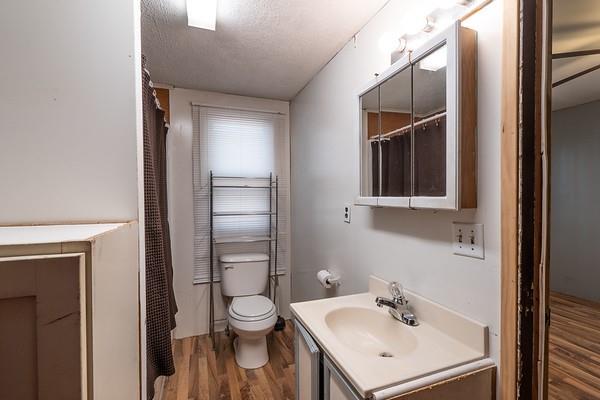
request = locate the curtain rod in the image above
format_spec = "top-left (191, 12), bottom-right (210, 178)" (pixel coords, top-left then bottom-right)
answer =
top-left (191, 103), bottom-right (287, 115)
top-left (368, 111), bottom-right (447, 142)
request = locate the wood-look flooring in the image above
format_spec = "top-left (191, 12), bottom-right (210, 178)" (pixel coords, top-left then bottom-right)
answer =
top-left (549, 292), bottom-right (600, 400)
top-left (161, 320), bottom-right (295, 400)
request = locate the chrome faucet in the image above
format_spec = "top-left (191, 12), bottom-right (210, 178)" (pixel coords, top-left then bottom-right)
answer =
top-left (375, 282), bottom-right (419, 326)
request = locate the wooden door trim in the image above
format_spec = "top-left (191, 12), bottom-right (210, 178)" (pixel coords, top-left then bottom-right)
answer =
top-left (501, 0), bottom-right (546, 398)
top-left (500, 0), bottom-right (519, 397)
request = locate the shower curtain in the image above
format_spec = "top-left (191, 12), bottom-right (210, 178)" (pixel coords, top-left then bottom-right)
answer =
top-left (372, 116), bottom-right (446, 198)
top-left (142, 56), bottom-right (178, 399)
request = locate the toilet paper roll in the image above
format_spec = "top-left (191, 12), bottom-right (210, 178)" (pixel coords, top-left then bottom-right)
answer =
top-left (317, 270), bottom-right (335, 288)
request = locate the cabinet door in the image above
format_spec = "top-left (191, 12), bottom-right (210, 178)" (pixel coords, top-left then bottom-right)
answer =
top-left (358, 85), bottom-right (380, 206)
top-left (410, 22), bottom-right (463, 210)
top-left (324, 356), bottom-right (362, 400)
top-left (295, 319), bottom-right (321, 400)
top-left (378, 64), bottom-right (412, 208)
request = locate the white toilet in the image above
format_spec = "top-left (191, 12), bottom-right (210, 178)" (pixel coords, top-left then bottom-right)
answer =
top-left (219, 252), bottom-right (277, 369)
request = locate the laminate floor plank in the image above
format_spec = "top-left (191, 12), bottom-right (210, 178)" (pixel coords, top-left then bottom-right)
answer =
top-left (549, 292), bottom-right (600, 400)
top-left (160, 320), bottom-right (295, 400)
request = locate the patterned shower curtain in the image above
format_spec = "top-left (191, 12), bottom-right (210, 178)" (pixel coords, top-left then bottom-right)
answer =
top-left (142, 56), bottom-right (178, 399)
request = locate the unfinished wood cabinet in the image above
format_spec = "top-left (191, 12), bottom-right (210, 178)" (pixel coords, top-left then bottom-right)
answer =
top-left (388, 366), bottom-right (496, 400)
top-left (357, 21), bottom-right (477, 210)
top-left (0, 223), bottom-right (140, 400)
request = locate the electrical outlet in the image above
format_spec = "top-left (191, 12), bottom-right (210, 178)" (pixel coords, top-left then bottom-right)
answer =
top-left (344, 204), bottom-right (351, 223)
top-left (452, 223), bottom-right (484, 259)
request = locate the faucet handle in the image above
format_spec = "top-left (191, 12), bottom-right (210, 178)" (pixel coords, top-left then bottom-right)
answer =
top-left (388, 281), bottom-right (406, 304)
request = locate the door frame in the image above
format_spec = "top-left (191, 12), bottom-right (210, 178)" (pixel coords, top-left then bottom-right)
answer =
top-left (500, 0), bottom-right (550, 399)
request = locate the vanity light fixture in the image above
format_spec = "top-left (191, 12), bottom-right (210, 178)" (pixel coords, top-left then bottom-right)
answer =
top-left (187, 0), bottom-right (218, 30)
top-left (437, 0), bottom-right (475, 7)
top-left (389, 0), bottom-right (479, 64)
top-left (378, 32), bottom-right (401, 55)
top-left (403, 17), bottom-right (429, 35)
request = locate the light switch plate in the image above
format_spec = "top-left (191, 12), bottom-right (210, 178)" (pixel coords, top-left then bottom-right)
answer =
top-left (344, 204), bottom-right (351, 223)
top-left (452, 223), bottom-right (484, 259)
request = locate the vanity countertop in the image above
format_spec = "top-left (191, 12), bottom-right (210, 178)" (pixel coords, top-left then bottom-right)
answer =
top-left (290, 276), bottom-right (489, 398)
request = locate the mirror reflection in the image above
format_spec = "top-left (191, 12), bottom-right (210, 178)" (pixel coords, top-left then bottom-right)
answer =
top-left (412, 45), bottom-right (448, 197)
top-left (379, 67), bottom-right (412, 197)
top-left (360, 86), bottom-right (379, 197)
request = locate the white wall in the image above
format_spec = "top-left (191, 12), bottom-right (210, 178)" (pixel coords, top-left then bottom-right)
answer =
top-left (290, 0), bottom-right (502, 368)
top-left (0, 0), bottom-right (141, 225)
top-left (550, 100), bottom-right (600, 302)
top-left (0, 1), bottom-right (145, 397)
top-left (167, 88), bottom-right (291, 339)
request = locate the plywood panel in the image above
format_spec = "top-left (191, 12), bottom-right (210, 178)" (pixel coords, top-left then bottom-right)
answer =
top-left (500, 0), bottom-right (520, 399)
top-left (391, 366), bottom-right (495, 400)
top-left (155, 88), bottom-right (170, 124)
top-left (459, 27), bottom-right (478, 209)
top-left (368, 111), bottom-right (411, 138)
top-left (0, 255), bottom-right (84, 400)
top-left (0, 296), bottom-right (38, 400)
top-left (91, 222), bottom-right (140, 400)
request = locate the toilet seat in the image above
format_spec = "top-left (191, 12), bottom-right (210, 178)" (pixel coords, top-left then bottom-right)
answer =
top-left (229, 295), bottom-right (275, 322)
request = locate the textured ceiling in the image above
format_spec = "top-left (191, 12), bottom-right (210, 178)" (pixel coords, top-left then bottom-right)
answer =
top-left (552, 0), bottom-right (600, 110)
top-left (141, 0), bottom-right (388, 100)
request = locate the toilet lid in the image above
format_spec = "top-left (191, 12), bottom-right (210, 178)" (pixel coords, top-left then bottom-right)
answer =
top-left (229, 295), bottom-right (275, 322)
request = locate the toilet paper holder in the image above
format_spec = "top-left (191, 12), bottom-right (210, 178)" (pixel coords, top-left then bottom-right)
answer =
top-left (317, 269), bottom-right (341, 288)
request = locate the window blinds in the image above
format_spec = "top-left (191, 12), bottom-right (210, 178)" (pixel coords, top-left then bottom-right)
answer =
top-left (192, 106), bottom-right (289, 284)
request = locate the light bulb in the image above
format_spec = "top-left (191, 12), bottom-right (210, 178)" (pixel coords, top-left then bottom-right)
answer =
top-left (436, 0), bottom-right (458, 9)
top-left (403, 17), bottom-right (427, 35)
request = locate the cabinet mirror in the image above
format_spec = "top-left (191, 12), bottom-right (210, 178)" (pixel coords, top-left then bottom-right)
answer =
top-left (359, 86), bottom-right (379, 199)
top-left (379, 66), bottom-right (412, 198)
top-left (412, 44), bottom-right (448, 198)
top-left (356, 21), bottom-right (476, 210)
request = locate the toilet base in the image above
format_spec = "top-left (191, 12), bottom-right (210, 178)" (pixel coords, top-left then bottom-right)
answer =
top-left (233, 336), bottom-right (269, 369)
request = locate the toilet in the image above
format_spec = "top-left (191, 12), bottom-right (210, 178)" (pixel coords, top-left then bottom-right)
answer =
top-left (219, 252), bottom-right (277, 369)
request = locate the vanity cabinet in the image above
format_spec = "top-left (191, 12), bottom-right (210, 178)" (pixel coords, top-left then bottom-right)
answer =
top-left (324, 356), bottom-right (362, 400)
top-left (295, 320), bottom-right (322, 400)
top-left (294, 317), bottom-right (495, 400)
top-left (357, 21), bottom-right (477, 210)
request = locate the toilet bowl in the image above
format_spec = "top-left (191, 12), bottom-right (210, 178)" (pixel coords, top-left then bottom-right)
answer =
top-left (228, 295), bottom-right (277, 369)
top-left (218, 252), bottom-right (275, 369)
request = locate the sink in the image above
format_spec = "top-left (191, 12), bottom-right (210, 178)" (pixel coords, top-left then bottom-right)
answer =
top-left (291, 277), bottom-right (488, 397)
top-left (324, 307), bottom-right (418, 358)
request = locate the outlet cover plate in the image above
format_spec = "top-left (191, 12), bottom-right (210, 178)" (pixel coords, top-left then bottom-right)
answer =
top-left (452, 223), bottom-right (484, 259)
top-left (344, 204), bottom-right (351, 223)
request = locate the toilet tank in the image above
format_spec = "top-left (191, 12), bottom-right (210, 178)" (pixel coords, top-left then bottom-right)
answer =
top-left (219, 253), bottom-right (270, 297)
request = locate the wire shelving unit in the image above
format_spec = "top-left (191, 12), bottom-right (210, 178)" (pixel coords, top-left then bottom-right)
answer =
top-left (208, 171), bottom-right (279, 349)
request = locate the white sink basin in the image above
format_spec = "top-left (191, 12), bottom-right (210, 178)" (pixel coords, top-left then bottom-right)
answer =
top-left (325, 307), bottom-right (417, 358)
top-left (290, 276), bottom-right (488, 397)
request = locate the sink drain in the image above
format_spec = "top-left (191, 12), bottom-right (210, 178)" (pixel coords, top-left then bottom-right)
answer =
top-left (379, 351), bottom-right (394, 358)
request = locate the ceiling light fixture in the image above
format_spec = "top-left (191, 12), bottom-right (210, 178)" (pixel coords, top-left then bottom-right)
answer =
top-left (187, 0), bottom-right (217, 31)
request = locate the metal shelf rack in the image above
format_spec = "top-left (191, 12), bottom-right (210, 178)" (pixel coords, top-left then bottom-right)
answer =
top-left (208, 171), bottom-right (279, 349)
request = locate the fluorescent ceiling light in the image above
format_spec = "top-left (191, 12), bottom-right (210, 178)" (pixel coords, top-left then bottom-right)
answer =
top-left (419, 46), bottom-right (447, 71)
top-left (187, 0), bottom-right (217, 31)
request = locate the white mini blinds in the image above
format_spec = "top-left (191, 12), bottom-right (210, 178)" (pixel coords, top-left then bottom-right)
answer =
top-left (192, 106), bottom-right (289, 284)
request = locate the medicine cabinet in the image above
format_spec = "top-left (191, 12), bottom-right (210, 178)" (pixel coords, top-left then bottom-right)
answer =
top-left (357, 21), bottom-right (477, 210)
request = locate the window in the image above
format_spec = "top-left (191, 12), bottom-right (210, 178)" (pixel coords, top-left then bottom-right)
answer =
top-left (192, 106), bottom-right (289, 283)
